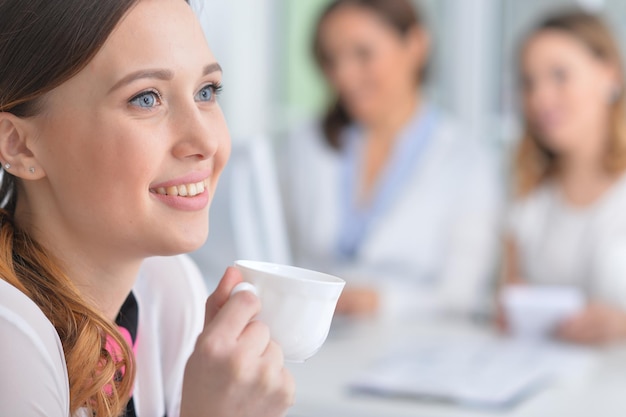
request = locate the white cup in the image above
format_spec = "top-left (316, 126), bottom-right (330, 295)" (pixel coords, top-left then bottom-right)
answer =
top-left (232, 260), bottom-right (345, 362)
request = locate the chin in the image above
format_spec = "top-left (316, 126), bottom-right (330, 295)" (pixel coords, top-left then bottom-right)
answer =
top-left (347, 104), bottom-right (385, 125)
top-left (149, 226), bottom-right (209, 257)
top-left (348, 108), bottom-right (377, 124)
top-left (538, 133), bottom-right (574, 154)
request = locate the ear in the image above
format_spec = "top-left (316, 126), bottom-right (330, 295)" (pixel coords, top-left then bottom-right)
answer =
top-left (405, 26), bottom-right (431, 79)
top-left (0, 113), bottom-right (46, 180)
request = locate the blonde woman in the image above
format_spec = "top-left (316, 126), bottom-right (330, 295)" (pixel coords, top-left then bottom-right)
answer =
top-left (504, 10), bottom-right (626, 344)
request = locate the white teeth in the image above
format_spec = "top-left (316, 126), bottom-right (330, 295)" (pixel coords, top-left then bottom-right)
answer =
top-left (153, 179), bottom-right (208, 197)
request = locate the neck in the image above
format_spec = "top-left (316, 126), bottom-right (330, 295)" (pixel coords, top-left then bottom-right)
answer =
top-left (558, 130), bottom-right (608, 181)
top-left (559, 116), bottom-right (613, 177)
top-left (560, 154), bottom-right (600, 180)
top-left (15, 202), bottom-right (141, 321)
top-left (61, 253), bottom-right (141, 322)
top-left (556, 138), bottom-right (615, 206)
top-left (364, 93), bottom-right (420, 141)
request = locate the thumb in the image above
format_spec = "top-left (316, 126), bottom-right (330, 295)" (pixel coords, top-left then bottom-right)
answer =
top-left (203, 266), bottom-right (243, 328)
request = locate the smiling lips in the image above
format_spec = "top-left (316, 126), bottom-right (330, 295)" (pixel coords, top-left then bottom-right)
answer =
top-left (150, 179), bottom-right (208, 197)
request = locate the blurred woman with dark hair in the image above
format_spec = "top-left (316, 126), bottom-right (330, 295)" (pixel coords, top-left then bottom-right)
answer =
top-left (504, 10), bottom-right (626, 344)
top-left (283, 0), bottom-right (503, 318)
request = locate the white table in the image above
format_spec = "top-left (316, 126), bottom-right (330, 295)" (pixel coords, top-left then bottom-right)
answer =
top-left (287, 317), bottom-right (626, 417)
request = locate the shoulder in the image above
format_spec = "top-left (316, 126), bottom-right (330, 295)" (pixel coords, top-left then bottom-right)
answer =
top-left (0, 279), bottom-right (66, 363)
top-left (0, 279), bottom-right (69, 416)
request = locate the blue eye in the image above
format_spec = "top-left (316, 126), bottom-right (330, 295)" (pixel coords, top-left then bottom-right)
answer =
top-left (129, 90), bottom-right (161, 108)
top-left (195, 84), bottom-right (222, 102)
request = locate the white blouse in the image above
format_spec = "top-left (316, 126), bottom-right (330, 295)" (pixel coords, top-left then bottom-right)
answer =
top-left (0, 255), bottom-right (207, 417)
top-left (508, 174), bottom-right (626, 309)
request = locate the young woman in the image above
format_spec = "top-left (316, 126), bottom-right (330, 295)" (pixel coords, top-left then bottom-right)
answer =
top-left (282, 0), bottom-right (502, 317)
top-left (0, 0), bottom-right (293, 416)
top-left (504, 10), bottom-right (626, 344)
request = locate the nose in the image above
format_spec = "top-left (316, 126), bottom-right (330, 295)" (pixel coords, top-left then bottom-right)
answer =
top-left (171, 101), bottom-right (222, 161)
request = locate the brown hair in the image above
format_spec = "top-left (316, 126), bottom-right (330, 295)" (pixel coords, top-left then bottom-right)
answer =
top-left (515, 10), bottom-right (626, 195)
top-left (0, 0), bottom-right (178, 415)
top-left (313, 0), bottom-right (426, 150)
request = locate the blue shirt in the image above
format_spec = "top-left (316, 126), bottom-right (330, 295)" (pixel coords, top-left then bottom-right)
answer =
top-left (336, 105), bottom-right (438, 259)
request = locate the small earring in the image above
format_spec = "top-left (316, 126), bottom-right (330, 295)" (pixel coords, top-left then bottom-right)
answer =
top-left (28, 167), bottom-right (35, 174)
top-left (3, 163), bottom-right (10, 170)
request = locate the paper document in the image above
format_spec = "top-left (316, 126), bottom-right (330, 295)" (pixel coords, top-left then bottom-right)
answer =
top-left (350, 336), bottom-right (596, 408)
top-left (502, 285), bottom-right (585, 339)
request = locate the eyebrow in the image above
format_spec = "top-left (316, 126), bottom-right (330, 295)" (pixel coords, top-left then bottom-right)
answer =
top-left (108, 62), bottom-right (223, 93)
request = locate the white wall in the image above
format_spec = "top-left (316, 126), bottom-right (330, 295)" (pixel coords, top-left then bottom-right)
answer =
top-left (196, 0), bottom-right (277, 142)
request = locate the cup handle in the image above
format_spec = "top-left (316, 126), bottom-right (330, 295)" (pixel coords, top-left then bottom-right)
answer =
top-left (230, 282), bottom-right (258, 298)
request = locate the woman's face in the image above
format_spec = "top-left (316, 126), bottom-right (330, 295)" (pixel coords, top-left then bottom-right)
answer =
top-left (318, 5), bottom-right (426, 124)
top-left (22, 0), bottom-right (230, 258)
top-left (521, 30), bottom-right (617, 155)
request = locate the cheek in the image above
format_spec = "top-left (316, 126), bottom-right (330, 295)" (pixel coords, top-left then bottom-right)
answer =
top-left (208, 115), bottom-right (231, 194)
top-left (364, 59), bottom-right (390, 89)
top-left (526, 81), bottom-right (567, 116)
top-left (37, 120), bottom-right (104, 192)
top-left (564, 66), bottom-right (607, 102)
top-left (371, 50), bottom-right (415, 95)
top-left (39, 116), bottom-right (160, 206)
top-left (328, 61), bottom-right (364, 94)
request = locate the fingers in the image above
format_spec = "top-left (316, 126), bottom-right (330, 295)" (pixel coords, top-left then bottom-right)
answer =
top-left (202, 266), bottom-right (262, 342)
top-left (262, 340), bottom-right (285, 368)
top-left (185, 267), bottom-right (295, 417)
top-left (558, 304), bottom-right (626, 345)
top-left (557, 321), bottom-right (590, 343)
top-left (204, 267), bottom-right (243, 328)
top-left (557, 309), bottom-right (588, 340)
top-left (262, 348), bottom-right (294, 412)
top-left (238, 320), bottom-right (272, 357)
top-left (559, 326), bottom-right (603, 344)
top-left (558, 309), bottom-right (606, 344)
top-left (208, 289), bottom-right (262, 341)
top-left (280, 367), bottom-right (296, 407)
